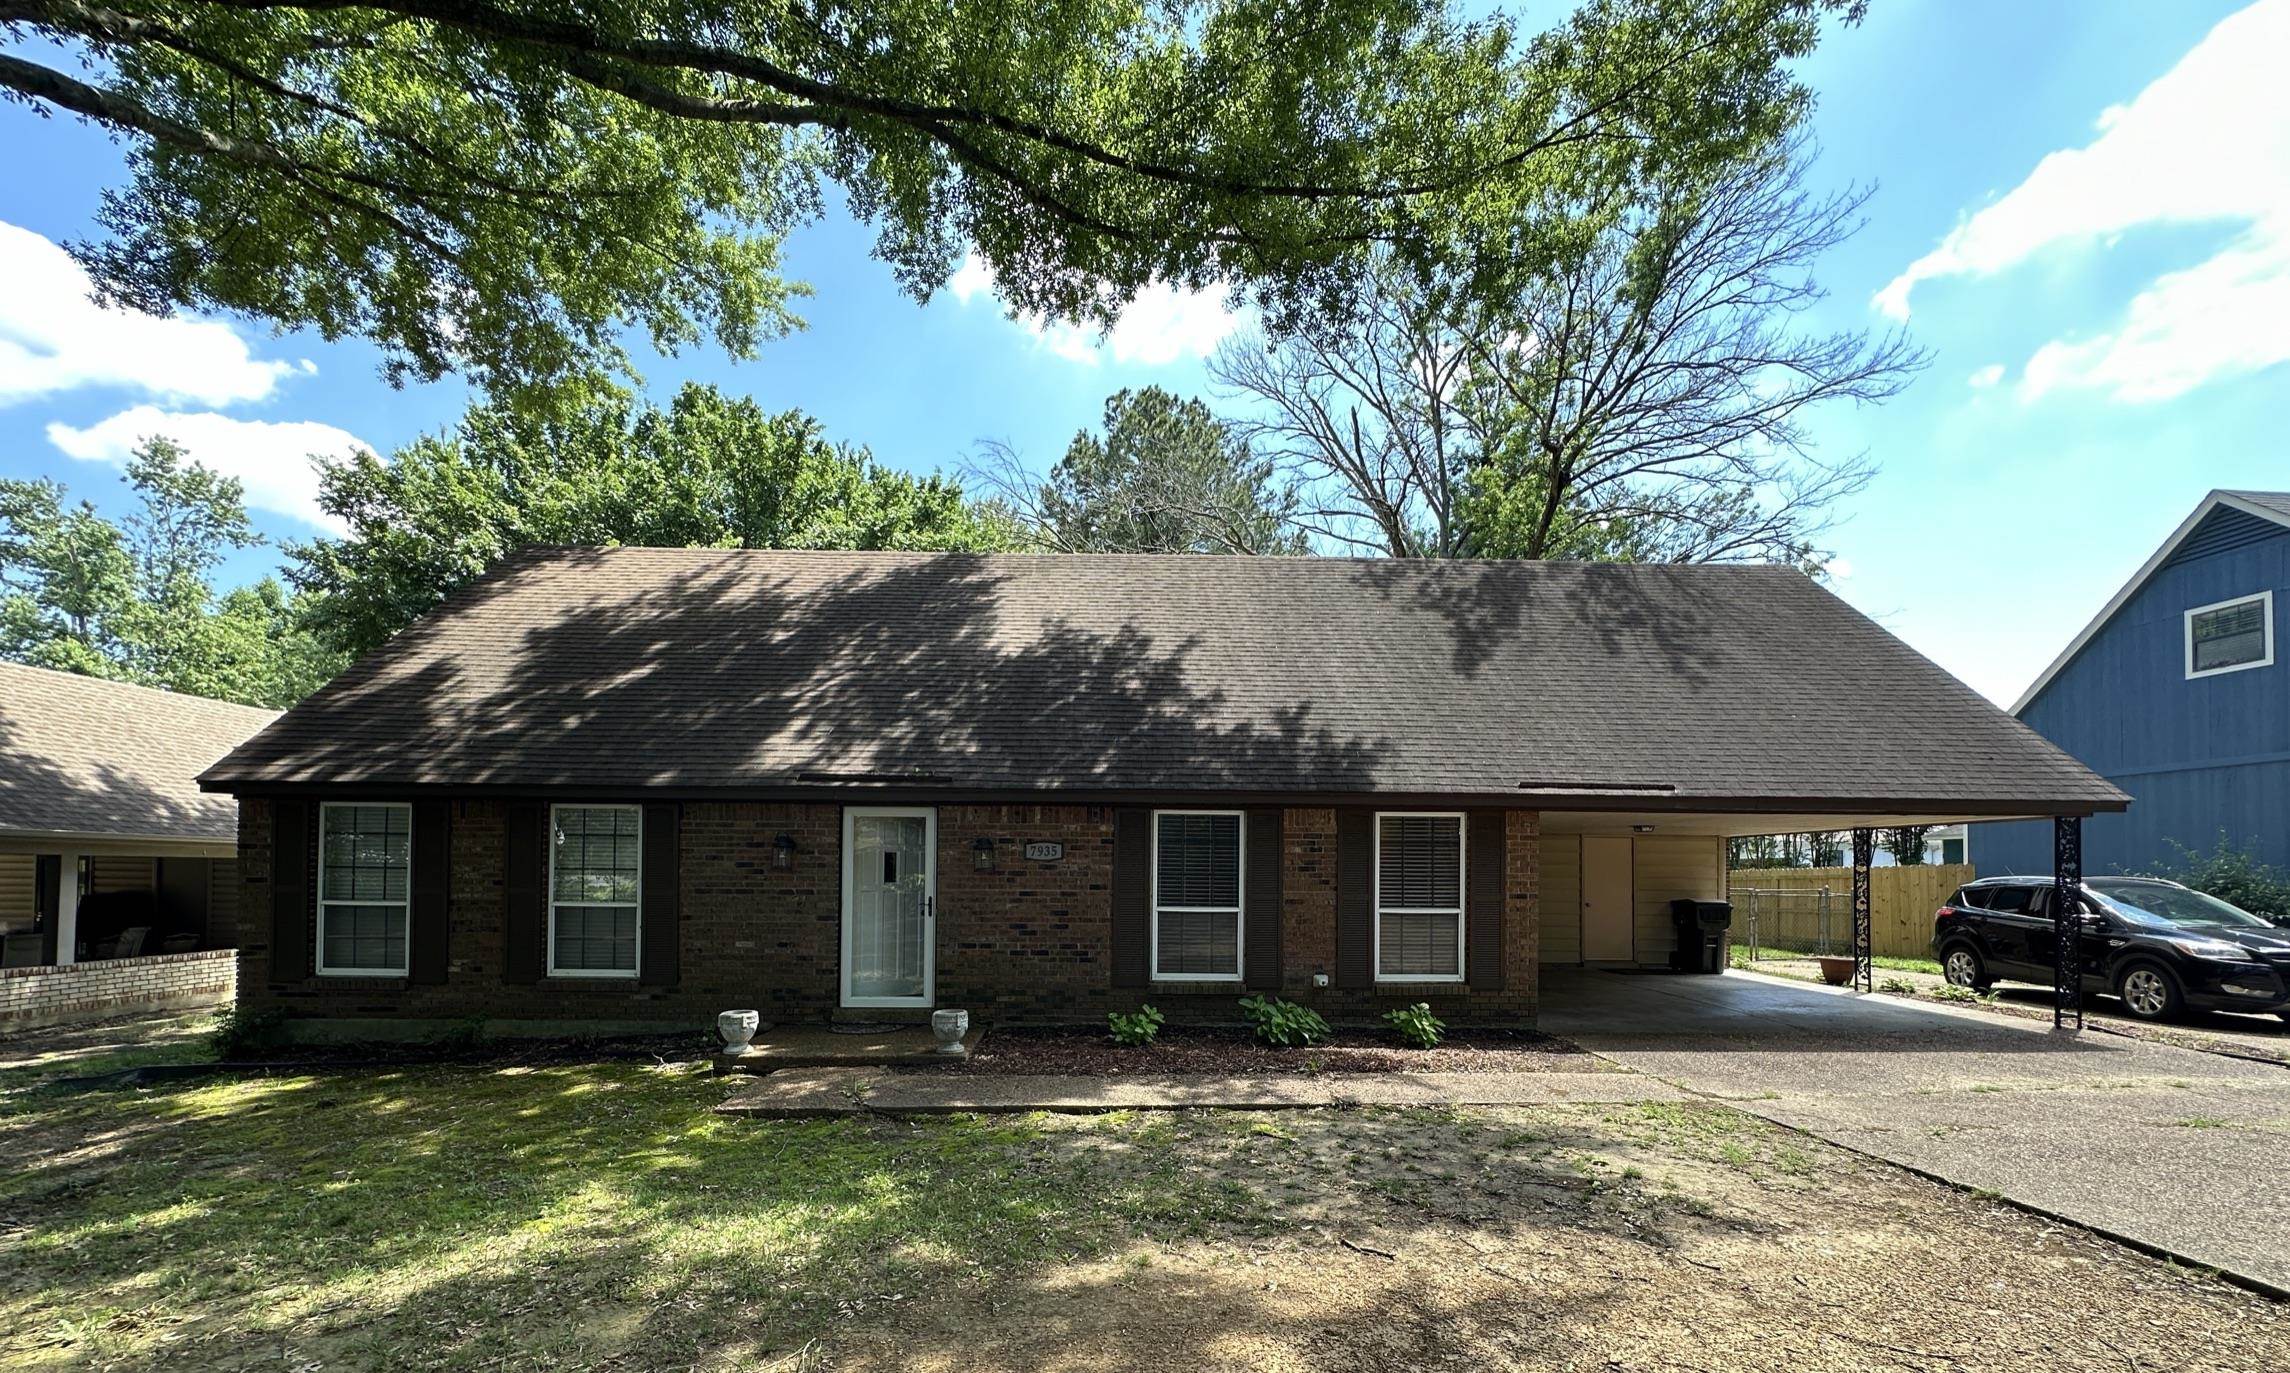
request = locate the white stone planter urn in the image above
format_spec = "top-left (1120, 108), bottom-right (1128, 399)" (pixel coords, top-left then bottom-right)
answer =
top-left (931, 1008), bottom-right (970, 1055)
top-left (717, 1009), bottom-right (762, 1056)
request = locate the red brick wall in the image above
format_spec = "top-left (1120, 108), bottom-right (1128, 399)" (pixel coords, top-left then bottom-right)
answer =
top-left (233, 798), bottom-right (1541, 1029)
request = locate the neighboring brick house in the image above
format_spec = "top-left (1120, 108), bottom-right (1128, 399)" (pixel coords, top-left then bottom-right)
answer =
top-left (197, 549), bottom-right (2124, 1038)
top-left (0, 662), bottom-right (276, 1029)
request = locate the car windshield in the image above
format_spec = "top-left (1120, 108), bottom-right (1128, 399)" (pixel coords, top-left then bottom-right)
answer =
top-left (2085, 880), bottom-right (2271, 931)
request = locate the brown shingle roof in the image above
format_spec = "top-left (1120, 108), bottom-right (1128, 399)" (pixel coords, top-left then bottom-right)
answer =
top-left (201, 548), bottom-right (2125, 813)
top-left (0, 662), bottom-right (278, 843)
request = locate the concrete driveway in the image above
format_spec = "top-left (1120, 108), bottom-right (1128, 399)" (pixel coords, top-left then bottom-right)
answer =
top-left (1543, 967), bottom-right (2290, 1294)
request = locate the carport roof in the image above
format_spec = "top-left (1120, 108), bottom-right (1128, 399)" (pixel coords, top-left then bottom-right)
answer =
top-left (0, 662), bottom-right (278, 845)
top-left (201, 548), bottom-right (2126, 816)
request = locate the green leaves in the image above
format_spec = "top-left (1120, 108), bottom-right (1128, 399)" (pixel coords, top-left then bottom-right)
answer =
top-left (1023, 386), bottom-right (1305, 554)
top-left (7, 0), bottom-right (1851, 408)
top-left (0, 440), bottom-right (340, 707)
top-left (290, 383), bottom-right (1021, 659)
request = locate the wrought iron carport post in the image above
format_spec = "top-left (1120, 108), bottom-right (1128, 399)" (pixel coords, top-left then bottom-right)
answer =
top-left (2054, 816), bottom-right (2084, 1031)
top-left (1849, 828), bottom-right (1873, 992)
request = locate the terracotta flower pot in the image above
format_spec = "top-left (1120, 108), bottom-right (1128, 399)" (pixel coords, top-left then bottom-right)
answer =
top-left (1816, 956), bottom-right (1856, 986)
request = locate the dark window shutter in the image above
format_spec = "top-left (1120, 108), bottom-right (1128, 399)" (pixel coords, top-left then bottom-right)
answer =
top-left (408, 801), bottom-right (452, 984)
top-left (1467, 809), bottom-right (1506, 990)
top-left (1244, 808), bottom-right (1283, 989)
top-left (1335, 809), bottom-right (1372, 989)
top-left (270, 799), bottom-right (313, 982)
top-left (1111, 808), bottom-right (1149, 987)
top-left (502, 803), bottom-right (544, 984)
top-left (639, 803), bottom-right (681, 986)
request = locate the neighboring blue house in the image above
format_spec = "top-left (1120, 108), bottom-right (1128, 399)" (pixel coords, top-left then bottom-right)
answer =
top-left (1975, 490), bottom-right (2289, 878)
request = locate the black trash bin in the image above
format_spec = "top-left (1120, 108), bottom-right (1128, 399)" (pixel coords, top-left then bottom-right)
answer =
top-left (1668, 899), bottom-right (1733, 974)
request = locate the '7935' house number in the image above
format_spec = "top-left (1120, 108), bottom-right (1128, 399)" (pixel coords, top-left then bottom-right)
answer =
top-left (1023, 842), bottom-right (1063, 862)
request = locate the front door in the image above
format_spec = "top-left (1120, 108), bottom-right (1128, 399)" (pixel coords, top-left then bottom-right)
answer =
top-left (841, 807), bottom-right (936, 1008)
top-left (1583, 835), bottom-right (1635, 962)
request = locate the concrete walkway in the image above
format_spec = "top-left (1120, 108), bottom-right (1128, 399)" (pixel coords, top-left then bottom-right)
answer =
top-left (718, 1067), bottom-right (1688, 1117)
top-left (1544, 967), bottom-right (2290, 1295)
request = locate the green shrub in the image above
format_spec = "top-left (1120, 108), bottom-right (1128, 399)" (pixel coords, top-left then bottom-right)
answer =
top-left (1107, 1005), bottom-right (1164, 1047)
top-left (1929, 983), bottom-right (1988, 1004)
top-left (1877, 977), bottom-right (1917, 996)
top-left (1237, 995), bottom-right (1329, 1048)
top-left (206, 1006), bottom-right (289, 1059)
top-left (2162, 836), bottom-right (2290, 925)
top-left (1382, 1002), bottom-right (1445, 1049)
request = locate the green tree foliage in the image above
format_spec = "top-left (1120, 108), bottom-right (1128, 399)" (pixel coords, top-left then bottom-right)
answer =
top-left (3, 0), bottom-right (1848, 405)
top-left (979, 387), bottom-right (1305, 554)
top-left (1883, 826), bottom-right (1934, 866)
top-left (291, 383), bottom-right (1022, 658)
top-left (2163, 836), bottom-right (2290, 926)
top-left (0, 439), bottom-right (340, 707)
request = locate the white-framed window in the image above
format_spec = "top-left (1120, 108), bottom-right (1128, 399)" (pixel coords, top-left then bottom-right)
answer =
top-left (2185, 590), bottom-right (2273, 680)
top-left (1151, 810), bottom-right (1244, 981)
top-left (317, 802), bottom-right (411, 976)
top-left (549, 804), bottom-right (642, 978)
top-left (1374, 812), bottom-right (1465, 983)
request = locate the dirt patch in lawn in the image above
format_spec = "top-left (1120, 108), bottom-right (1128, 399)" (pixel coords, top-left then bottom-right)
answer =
top-left (5, 1051), bottom-right (2283, 1373)
top-left (834, 1103), bottom-right (2290, 1373)
top-left (934, 1026), bottom-right (1604, 1076)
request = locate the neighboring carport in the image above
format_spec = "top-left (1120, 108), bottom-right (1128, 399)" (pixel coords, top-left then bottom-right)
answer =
top-left (1544, 966), bottom-right (2290, 1295)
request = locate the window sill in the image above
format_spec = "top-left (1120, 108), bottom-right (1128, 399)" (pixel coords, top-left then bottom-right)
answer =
top-left (302, 974), bottom-right (409, 990)
top-left (541, 975), bottom-right (643, 991)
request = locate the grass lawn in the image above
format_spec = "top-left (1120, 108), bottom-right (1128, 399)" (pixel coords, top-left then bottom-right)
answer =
top-left (1730, 944), bottom-right (1943, 978)
top-left (3, 1017), bottom-right (2283, 1372)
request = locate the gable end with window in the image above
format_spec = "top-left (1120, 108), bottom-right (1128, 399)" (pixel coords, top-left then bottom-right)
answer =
top-left (2185, 590), bottom-right (2273, 680)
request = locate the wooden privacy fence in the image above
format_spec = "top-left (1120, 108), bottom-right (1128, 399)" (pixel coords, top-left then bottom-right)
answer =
top-left (1728, 864), bottom-right (1974, 962)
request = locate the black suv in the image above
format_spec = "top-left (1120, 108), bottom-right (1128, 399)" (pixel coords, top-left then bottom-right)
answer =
top-left (1932, 875), bottom-right (2290, 1022)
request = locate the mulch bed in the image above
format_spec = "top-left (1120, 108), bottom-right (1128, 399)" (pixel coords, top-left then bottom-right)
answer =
top-left (930, 1026), bottom-right (1605, 1076)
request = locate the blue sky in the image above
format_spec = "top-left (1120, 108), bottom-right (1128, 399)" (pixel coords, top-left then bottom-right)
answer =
top-left (2, 0), bottom-right (2284, 707)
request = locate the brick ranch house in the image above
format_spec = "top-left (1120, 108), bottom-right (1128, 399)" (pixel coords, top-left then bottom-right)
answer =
top-left (196, 549), bottom-right (2125, 1039)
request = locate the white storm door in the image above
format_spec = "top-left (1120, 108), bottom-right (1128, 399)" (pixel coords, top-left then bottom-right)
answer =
top-left (841, 808), bottom-right (935, 1007)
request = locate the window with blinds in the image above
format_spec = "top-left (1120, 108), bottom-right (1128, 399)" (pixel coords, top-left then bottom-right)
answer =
top-left (550, 805), bottom-right (643, 976)
top-left (1375, 813), bottom-right (1464, 981)
top-left (1152, 811), bottom-right (1243, 979)
top-left (2187, 593), bottom-right (2272, 678)
top-left (317, 803), bottom-right (411, 975)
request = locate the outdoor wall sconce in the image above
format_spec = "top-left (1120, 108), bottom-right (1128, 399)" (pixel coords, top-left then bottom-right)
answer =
top-left (772, 833), bottom-right (797, 871)
top-left (972, 837), bottom-right (997, 872)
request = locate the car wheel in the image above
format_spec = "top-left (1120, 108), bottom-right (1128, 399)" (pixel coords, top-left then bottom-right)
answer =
top-left (1942, 944), bottom-right (1991, 991)
top-left (2115, 962), bottom-right (2183, 1022)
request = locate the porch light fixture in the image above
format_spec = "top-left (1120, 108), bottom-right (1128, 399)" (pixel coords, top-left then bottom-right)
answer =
top-left (972, 837), bottom-right (997, 872)
top-left (771, 833), bottom-right (797, 871)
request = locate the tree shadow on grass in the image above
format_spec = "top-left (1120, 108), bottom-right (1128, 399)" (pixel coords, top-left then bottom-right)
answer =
top-left (0, 1069), bottom-right (1797, 1371)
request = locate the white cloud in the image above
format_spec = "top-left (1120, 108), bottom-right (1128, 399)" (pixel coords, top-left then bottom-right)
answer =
top-left (1966, 363), bottom-right (2006, 389)
top-left (946, 253), bottom-right (995, 305)
top-left (1873, 0), bottom-right (2290, 400)
top-left (945, 251), bottom-right (1245, 367)
top-left (46, 406), bottom-right (370, 532)
top-left (0, 221), bottom-right (312, 407)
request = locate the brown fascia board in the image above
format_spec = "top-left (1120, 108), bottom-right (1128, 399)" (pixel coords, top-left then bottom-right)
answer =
top-left (199, 776), bottom-right (2128, 819)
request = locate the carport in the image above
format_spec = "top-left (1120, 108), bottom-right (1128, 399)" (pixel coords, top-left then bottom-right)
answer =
top-left (1536, 803), bottom-right (2117, 1030)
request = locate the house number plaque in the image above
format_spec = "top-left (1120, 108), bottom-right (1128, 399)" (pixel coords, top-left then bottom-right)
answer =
top-left (1023, 842), bottom-right (1064, 862)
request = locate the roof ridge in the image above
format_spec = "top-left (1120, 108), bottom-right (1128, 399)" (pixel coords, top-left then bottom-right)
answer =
top-left (0, 659), bottom-right (280, 721)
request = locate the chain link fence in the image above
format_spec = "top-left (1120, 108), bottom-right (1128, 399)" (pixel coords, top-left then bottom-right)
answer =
top-left (1733, 886), bottom-right (1845, 961)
